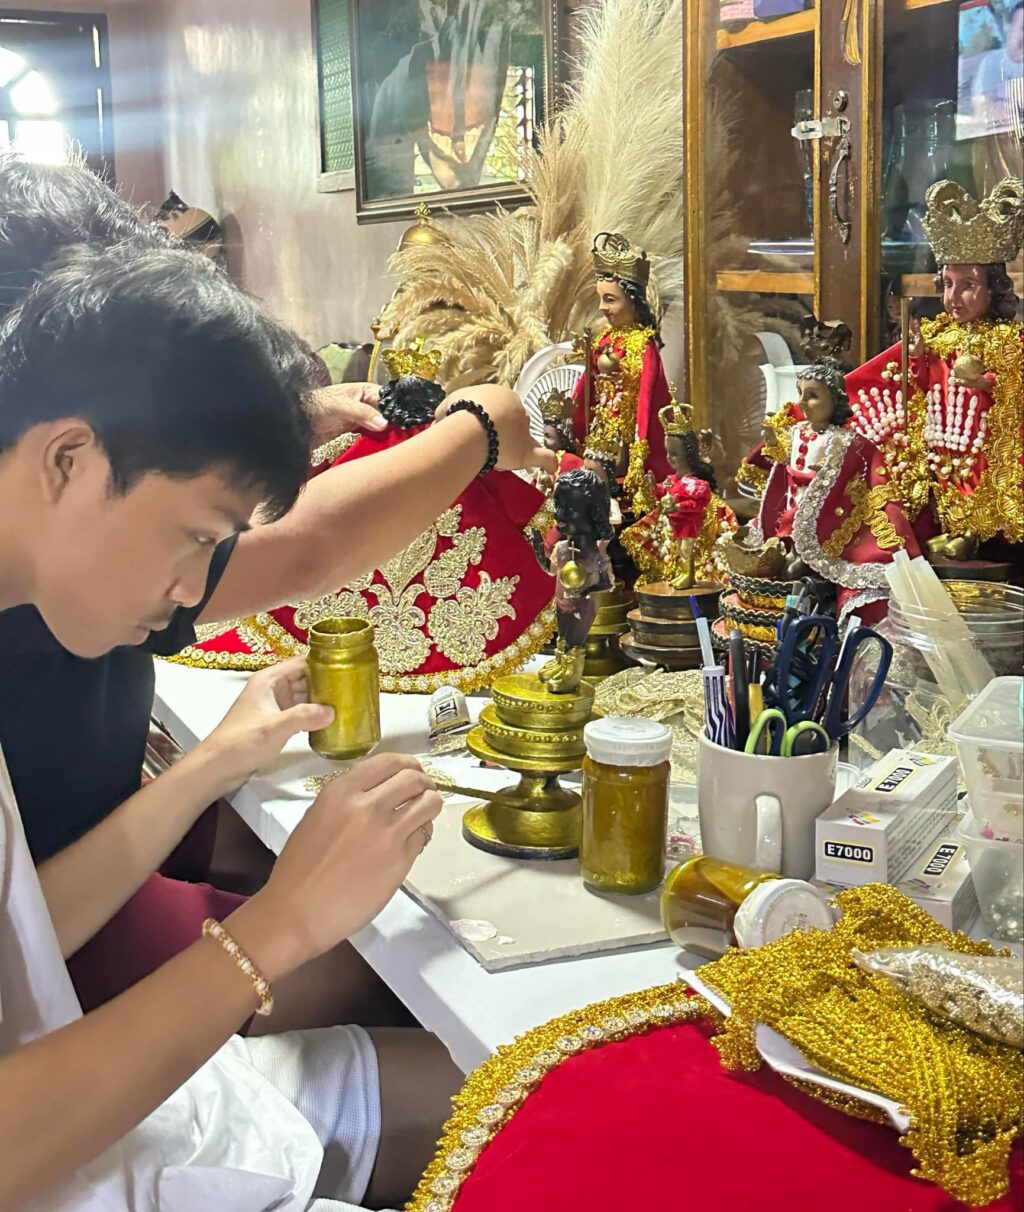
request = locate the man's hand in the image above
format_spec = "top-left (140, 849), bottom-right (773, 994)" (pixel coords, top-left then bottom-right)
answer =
top-left (434, 383), bottom-right (551, 472)
top-left (199, 658), bottom-right (334, 797)
top-left (233, 754), bottom-right (443, 977)
top-left (308, 383), bottom-right (385, 443)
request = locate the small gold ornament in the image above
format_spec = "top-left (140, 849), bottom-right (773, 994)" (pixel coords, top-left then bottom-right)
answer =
top-left (559, 559), bottom-right (587, 592)
top-left (952, 352), bottom-right (986, 381)
top-left (381, 335), bottom-right (443, 381)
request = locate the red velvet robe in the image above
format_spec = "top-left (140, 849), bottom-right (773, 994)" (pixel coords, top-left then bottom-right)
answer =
top-left (172, 423), bottom-right (556, 693)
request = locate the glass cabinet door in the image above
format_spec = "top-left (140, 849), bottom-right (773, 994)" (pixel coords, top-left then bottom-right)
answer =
top-left (876, 0), bottom-right (1023, 350)
top-left (686, 2), bottom-right (819, 492)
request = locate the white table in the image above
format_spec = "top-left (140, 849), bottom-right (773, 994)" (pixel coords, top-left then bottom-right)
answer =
top-left (153, 661), bottom-right (692, 1072)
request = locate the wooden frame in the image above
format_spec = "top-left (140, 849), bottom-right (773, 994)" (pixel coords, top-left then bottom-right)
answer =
top-left (346, 0), bottom-right (561, 223)
top-left (312, 0), bottom-right (356, 192)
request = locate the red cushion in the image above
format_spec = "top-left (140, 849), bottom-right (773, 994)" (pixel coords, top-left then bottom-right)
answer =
top-left (453, 1019), bottom-right (1023, 1212)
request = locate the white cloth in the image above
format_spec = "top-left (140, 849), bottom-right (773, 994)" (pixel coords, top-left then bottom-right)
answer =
top-left (0, 747), bottom-right (380, 1211)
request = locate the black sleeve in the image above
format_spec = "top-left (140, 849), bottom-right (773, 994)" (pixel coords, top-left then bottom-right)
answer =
top-left (143, 534), bottom-right (239, 657)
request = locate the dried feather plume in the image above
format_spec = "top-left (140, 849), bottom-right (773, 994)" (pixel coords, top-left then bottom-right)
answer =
top-left (380, 0), bottom-right (684, 389)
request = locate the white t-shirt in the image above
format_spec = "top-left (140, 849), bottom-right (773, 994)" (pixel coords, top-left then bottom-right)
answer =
top-left (0, 746), bottom-right (325, 1211)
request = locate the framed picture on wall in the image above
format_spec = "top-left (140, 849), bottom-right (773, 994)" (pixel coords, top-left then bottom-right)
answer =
top-left (314, 0), bottom-right (356, 191)
top-left (346, 0), bottom-right (561, 222)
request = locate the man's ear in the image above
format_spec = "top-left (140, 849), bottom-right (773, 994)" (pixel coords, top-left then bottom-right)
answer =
top-left (39, 421), bottom-right (100, 504)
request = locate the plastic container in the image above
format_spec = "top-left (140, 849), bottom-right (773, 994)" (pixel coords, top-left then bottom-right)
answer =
top-left (848, 582), bottom-right (1024, 772)
top-left (580, 717), bottom-right (672, 895)
top-left (949, 676), bottom-right (1024, 843)
top-left (956, 815), bottom-right (1023, 944)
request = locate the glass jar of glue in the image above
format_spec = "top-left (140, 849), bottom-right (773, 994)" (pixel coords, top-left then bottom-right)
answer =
top-left (661, 855), bottom-right (832, 958)
top-left (581, 717), bottom-right (672, 895)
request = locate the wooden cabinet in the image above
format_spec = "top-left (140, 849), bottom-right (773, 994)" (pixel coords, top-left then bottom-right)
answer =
top-left (683, 0), bottom-right (1023, 484)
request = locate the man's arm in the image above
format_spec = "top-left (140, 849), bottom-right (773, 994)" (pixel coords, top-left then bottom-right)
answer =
top-left (36, 659), bottom-right (332, 957)
top-left (1, 753), bottom-right (442, 1209)
top-left (201, 386), bottom-right (553, 623)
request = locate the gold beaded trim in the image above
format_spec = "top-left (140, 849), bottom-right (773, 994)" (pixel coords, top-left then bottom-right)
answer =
top-left (201, 918), bottom-right (274, 1016)
top-left (163, 605), bottom-right (557, 695)
top-left (407, 984), bottom-right (717, 1212)
top-left (700, 884), bottom-right (1024, 1208)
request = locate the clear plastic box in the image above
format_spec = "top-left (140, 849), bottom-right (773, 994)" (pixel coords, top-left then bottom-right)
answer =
top-left (955, 815), bottom-right (1023, 944)
top-left (948, 676), bottom-right (1024, 843)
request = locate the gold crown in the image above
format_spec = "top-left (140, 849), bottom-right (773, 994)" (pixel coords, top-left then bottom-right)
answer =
top-left (923, 177), bottom-right (1024, 266)
top-left (658, 399), bottom-right (695, 435)
top-left (381, 336), bottom-right (442, 382)
top-left (592, 231), bottom-right (650, 287)
top-left (538, 388), bottom-right (575, 424)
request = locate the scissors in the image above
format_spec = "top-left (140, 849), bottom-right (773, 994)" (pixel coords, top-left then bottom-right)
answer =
top-left (768, 613), bottom-right (894, 742)
top-left (744, 709), bottom-right (831, 757)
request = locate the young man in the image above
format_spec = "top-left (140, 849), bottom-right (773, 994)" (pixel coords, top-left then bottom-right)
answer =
top-left (0, 154), bottom-right (552, 1025)
top-left (0, 242), bottom-right (540, 1209)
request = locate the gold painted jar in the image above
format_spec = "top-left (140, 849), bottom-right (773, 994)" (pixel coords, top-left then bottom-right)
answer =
top-left (306, 618), bottom-right (381, 760)
top-left (580, 718), bottom-right (672, 895)
top-left (661, 856), bottom-right (779, 958)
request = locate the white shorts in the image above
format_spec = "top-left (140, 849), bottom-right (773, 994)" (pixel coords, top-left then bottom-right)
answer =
top-left (241, 1024), bottom-right (382, 1208)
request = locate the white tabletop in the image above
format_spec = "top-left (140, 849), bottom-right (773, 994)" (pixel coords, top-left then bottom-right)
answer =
top-left (153, 661), bottom-right (692, 1072)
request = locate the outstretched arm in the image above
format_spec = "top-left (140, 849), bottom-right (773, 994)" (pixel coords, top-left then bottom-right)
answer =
top-left (201, 385), bottom-right (550, 622)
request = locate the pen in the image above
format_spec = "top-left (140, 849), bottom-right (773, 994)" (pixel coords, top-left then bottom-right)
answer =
top-left (703, 664), bottom-right (735, 749)
top-left (729, 629), bottom-right (750, 750)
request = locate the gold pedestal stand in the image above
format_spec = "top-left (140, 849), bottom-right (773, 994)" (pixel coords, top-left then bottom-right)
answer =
top-left (461, 673), bottom-right (597, 860)
top-left (581, 582), bottom-right (634, 683)
top-left (621, 581), bottom-right (720, 670)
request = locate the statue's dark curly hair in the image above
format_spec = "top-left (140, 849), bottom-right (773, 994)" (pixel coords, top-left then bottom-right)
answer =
top-left (933, 261), bottom-right (1020, 321)
top-left (669, 431), bottom-right (717, 490)
top-left (377, 374), bottom-right (445, 428)
top-left (597, 273), bottom-right (663, 346)
top-left (798, 361), bottom-right (853, 427)
top-left (553, 467), bottom-right (614, 542)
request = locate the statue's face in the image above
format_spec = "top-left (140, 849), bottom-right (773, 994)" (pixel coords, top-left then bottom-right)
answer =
top-left (940, 264), bottom-right (991, 323)
top-left (595, 278), bottom-right (636, 329)
top-left (542, 423), bottom-right (562, 452)
top-left (797, 377), bottom-right (835, 428)
top-left (666, 435), bottom-right (691, 476)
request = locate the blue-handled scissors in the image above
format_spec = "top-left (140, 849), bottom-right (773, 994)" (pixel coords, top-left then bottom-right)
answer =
top-left (767, 613), bottom-right (894, 742)
top-left (744, 709), bottom-right (831, 757)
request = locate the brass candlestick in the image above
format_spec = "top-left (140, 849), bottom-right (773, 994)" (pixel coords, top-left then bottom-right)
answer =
top-left (461, 673), bottom-right (597, 860)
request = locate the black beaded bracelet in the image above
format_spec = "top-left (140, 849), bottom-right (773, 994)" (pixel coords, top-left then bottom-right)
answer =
top-left (446, 399), bottom-right (500, 477)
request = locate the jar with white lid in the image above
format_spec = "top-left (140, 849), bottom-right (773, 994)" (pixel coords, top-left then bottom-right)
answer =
top-left (580, 717), bottom-right (672, 895)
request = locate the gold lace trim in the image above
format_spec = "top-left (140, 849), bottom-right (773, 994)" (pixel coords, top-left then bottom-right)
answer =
top-left (407, 985), bottom-right (717, 1212)
top-left (583, 325), bottom-right (654, 471)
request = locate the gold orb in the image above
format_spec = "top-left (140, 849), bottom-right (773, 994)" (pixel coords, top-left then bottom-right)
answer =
top-left (952, 353), bottom-right (984, 381)
top-left (398, 202), bottom-right (446, 251)
top-left (559, 560), bottom-right (586, 591)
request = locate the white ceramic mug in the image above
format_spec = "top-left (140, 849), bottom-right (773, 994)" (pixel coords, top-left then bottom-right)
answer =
top-left (697, 732), bottom-right (839, 879)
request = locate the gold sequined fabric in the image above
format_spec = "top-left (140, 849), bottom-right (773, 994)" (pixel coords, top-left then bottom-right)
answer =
top-left (918, 315), bottom-right (1024, 543)
top-left (700, 884), bottom-right (1024, 1206)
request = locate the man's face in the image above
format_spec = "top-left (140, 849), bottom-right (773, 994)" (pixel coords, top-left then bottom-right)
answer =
top-left (941, 264), bottom-right (991, 323)
top-left (31, 431), bottom-right (256, 657)
top-left (595, 279), bottom-right (636, 329)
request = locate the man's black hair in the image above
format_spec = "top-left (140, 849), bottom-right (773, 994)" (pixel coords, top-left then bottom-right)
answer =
top-left (0, 153), bottom-right (168, 314)
top-left (0, 242), bottom-right (315, 521)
